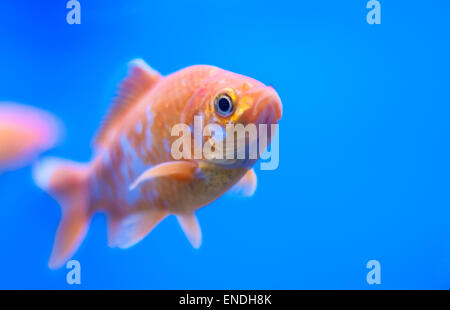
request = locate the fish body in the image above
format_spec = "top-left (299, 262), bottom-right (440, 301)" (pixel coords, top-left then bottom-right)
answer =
top-left (0, 103), bottom-right (60, 173)
top-left (34, 60), bottom-right (282, 268)
top-left (90, 65), bottom-right (240, 216)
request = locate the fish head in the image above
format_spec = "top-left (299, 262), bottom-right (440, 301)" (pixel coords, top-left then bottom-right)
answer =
top-left (182, 70), bottom-right (282, 168)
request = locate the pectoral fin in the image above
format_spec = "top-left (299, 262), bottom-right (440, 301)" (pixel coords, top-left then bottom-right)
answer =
top-left (108, 210), bottom-right (168, 249)
top-left (129, 161), bottom-right (198, 190)
top-left (228, 168), bottom-right (257, 197)
top-left (177, 213), bottom-right (202, 249)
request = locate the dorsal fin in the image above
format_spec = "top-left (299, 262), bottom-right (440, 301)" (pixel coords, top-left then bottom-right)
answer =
top-left (93, 59), bottom-right (162, 147)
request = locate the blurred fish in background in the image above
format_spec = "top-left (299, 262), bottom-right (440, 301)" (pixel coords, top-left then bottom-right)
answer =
top-left (0, 102), bottom-right (62, 174)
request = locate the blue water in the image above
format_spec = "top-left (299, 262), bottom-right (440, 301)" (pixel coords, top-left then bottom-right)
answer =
top-left (1, 0), bottom-right (449, 289)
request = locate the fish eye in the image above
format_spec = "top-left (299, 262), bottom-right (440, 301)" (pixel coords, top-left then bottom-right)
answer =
top-left (214, 93), bottom-right (234, 117)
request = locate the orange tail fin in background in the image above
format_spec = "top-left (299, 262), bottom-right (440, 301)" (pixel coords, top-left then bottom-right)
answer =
top-left (33, 158), bottom-right (91, 269)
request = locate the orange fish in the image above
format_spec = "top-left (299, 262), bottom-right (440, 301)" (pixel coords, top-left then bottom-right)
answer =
top-left (33, 60), bottom-right (283, 269)
top-left (0, 103), bottom-right (61, 174)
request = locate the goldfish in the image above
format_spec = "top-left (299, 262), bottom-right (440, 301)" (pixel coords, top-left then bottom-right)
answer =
top-left (0, 103), bottom-right (61, 174)
top-left (33, 60), bottom-right (283, 269)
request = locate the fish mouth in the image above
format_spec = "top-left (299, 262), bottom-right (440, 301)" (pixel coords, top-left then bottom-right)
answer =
top-left (243, 86), bottom-right (282, 126)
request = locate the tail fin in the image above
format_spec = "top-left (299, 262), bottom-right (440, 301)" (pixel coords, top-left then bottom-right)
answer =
top-left (33, 158), bottom-right (91, 269)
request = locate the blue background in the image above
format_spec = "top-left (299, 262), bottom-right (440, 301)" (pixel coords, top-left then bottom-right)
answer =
top-left (0, 0), bottom-right (449, 289)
